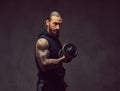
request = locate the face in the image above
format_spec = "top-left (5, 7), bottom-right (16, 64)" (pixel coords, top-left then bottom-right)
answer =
top-left (46, 16), bottom-right (63, 37)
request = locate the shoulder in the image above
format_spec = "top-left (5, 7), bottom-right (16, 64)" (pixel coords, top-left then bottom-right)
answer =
top-left (36, 38), bottom-right (49, 49)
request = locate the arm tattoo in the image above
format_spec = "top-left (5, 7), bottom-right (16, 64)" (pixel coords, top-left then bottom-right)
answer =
top-left (36, 38), bottom-right (65, 71)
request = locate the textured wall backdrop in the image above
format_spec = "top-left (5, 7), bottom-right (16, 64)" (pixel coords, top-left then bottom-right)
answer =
top-left (0, 0), bottom-right (120, 91)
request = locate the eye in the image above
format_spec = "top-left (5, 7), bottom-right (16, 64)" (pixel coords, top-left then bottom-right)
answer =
top-left (54, 23), bottom-right (58, 25)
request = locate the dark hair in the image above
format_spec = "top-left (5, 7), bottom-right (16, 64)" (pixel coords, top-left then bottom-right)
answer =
top-left (46, 11), bottom-right (62, 21)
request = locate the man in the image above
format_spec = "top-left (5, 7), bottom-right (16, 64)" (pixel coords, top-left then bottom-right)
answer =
top-left (35, 11), bottom-right (70, 91)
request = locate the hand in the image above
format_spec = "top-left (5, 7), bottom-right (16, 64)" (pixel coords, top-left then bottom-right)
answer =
top-left (61, 54), bottom-right (73, 63)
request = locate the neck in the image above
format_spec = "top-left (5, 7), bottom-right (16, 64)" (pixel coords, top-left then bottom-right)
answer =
top-left (45, 29), bottom-right (59, 39)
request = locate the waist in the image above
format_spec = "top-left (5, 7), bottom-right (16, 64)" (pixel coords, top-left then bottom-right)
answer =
top-left (38, 69), bottom-right (65, 80)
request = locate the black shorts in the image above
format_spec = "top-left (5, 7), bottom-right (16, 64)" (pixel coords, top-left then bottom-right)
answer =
top-left (37, 80), bottom-right (67, 91)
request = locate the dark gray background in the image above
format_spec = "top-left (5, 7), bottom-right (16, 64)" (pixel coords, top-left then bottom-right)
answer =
top-left (0, 0), bottom-right (120, 91)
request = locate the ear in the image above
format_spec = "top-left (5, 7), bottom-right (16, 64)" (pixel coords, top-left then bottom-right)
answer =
top-left (46, 20), bottom-right (49, 26)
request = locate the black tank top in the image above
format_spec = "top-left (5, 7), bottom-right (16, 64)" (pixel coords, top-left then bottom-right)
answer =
top-left (35, 30), bottom-right (65, 81)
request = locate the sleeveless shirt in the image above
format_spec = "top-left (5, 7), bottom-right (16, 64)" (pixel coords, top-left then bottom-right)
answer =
top-left (35, 30), bottom-right (65, 81)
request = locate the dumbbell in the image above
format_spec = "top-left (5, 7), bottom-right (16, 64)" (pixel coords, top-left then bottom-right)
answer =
top-left (58, 43), bottom-right (78, 63)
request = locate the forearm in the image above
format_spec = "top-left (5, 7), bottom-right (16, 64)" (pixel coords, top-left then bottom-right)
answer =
top-left (38, 56), bottom-right (66, 71)
top-left (43, 56), bottom-right (65, 65)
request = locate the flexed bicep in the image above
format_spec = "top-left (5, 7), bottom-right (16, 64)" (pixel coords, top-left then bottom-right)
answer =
top-left (35, 38), bottom-right (66, 71)
top-left (37, 49), bottom-right (50, 63)
top-left (36, 38), bottom-right (50, 68)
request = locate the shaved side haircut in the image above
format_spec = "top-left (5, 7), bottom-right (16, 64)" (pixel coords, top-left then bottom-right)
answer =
top-left (46, 11), bottom-right (62, 21)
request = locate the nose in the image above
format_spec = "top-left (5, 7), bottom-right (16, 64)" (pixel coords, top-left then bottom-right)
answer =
top-left (56, 25), bottom-right (60, 30)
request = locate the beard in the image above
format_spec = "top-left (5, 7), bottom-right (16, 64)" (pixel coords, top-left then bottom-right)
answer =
top-left (49, 28), bottom-right (59, 38)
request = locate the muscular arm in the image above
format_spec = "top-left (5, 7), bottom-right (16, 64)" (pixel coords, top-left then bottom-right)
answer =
top-left (35, 38), bottom-right (66, 71)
